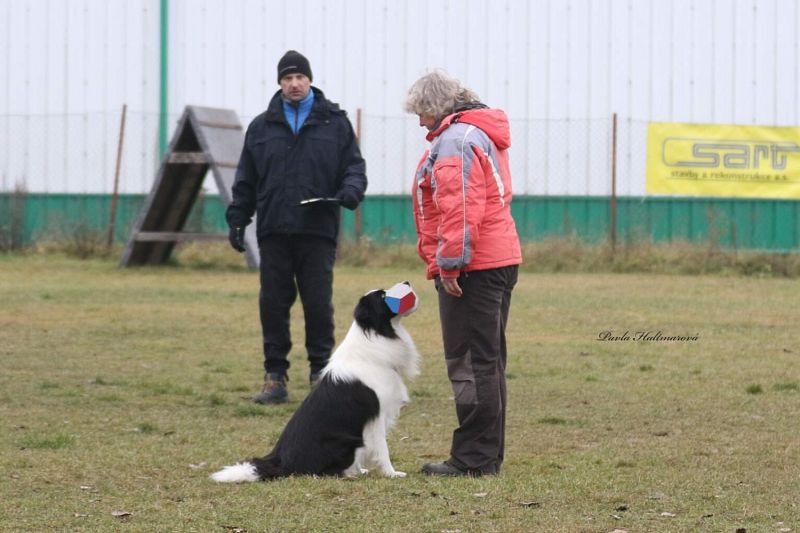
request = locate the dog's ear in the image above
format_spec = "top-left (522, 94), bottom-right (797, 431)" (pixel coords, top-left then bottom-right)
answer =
top-left (354, 290), bottom-right (398, 339)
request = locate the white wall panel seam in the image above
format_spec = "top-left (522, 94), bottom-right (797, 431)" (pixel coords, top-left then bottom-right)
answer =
top-left (63, 2), bottom-right (69, 192)
top-left (2, 1), bottom-right (8, 190)
top-left (585, 0), bottom-right (592, 194)
top-left (772, 0), bottom-right (778, 124)
top-left (752, 0), bottom-right (757, 124)
top-left (733, 1), bottom-right (737, 121)
top-left (24, 2), bottom-right (30, 190)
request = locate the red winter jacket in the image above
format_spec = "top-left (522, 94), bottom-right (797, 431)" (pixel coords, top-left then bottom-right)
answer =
top-left (412, 107), bottom-right (522, 280)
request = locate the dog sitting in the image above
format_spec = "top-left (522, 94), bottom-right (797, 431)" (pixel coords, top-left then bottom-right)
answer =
top-left (211, 282), bottom-right (420, 482)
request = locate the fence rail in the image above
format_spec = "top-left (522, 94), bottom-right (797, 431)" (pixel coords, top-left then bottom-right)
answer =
top-left (2, 191), bottom-right (799, 253)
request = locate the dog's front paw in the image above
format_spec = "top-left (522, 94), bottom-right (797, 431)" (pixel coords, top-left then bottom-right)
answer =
top-left (389, 470), bottom-right (407, 478)
top-left (344, 467), bottom-right (370, 478)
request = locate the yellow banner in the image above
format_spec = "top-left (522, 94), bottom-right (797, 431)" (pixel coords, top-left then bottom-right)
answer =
top-left (646, 122), bottom-right (800, 199)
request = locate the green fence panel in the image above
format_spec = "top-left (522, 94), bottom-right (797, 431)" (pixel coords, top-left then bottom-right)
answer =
top-left (1, 193), bottom-right (798, 252)
top-left (774, 201), bottom-right (799, 249)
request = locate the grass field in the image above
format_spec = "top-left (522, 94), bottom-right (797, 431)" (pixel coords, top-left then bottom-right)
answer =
top-left (1, 252), bottom-right (799, 532)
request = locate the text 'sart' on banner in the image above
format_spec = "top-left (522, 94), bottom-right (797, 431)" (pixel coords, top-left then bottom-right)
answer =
top-left (646, 122), bottom-right (800, 199)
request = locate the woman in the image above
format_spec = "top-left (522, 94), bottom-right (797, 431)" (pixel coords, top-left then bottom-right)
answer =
top-left (405, 71), bottom-right (522, 476)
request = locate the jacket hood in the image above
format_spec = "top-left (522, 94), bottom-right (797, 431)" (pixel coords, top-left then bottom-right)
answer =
top-left (427, 108), bottom-right (511, 150)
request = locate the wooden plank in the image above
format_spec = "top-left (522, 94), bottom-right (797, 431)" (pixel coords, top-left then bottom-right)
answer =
top-left (166, 152), bottom-right (209, 164)
top-left (197, 124), bottom-right (245, 168)
top-left (135, 232), bottom-right (227, 242)
top-left (120, 105), bottom-right (258, 269)
top-left (189, 106), bottom-right (243, 130)
top-left (196, 120), bottom-right (242, 131)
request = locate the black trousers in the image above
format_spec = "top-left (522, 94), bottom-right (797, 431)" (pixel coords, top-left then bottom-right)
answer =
top-left (436, 265), bottom-right (518, 474)
top-left (258, 235), bottom-right (337, 376)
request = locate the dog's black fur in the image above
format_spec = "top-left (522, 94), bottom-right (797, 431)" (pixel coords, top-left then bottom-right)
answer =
top-left (212, 287), bottom-right (416, 481)
top-left (353, 289), bottom-right (399, 339)
top-left (250, 375), bottom-right (380, 478)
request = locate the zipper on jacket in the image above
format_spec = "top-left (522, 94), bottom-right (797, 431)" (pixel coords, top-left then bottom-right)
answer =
top-left (289, 100), bottom-right (300, 136)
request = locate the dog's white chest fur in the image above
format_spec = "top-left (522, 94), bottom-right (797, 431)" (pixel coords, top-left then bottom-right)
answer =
top-left (211, 283), bottom-right (421, 483)
top-left (324, 319), bottom-right (420, 478)
top-left (325, 319), bottom-right (419, 400)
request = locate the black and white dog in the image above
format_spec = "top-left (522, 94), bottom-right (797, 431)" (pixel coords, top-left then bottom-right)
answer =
top-left (211, 282), bottom-right (420, 482)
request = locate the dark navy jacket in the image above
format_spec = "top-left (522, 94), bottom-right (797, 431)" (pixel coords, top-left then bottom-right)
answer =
top-left (226, 87), bottom-right (367, 243)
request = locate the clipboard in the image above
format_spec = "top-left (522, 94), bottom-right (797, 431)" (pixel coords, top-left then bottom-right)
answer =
top-left (297, 197), bottom-right (341, 206)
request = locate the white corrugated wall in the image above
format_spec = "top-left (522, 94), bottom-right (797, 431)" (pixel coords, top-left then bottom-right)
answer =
top-left (2, 0), bottom-right (799, 195)
top-left (1, 0), bottom-right (161, 194)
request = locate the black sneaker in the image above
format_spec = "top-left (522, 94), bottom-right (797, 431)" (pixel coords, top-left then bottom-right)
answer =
top-left (253, 373), bottom-right (288, 404)
top-left (309, 371), bottom-right (323, 388)
top-left (421, 461), bottom-right (474, 477)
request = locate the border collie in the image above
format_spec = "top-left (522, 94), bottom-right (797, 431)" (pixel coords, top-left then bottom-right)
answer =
top-left (211, 282), bottom-right (420, 482)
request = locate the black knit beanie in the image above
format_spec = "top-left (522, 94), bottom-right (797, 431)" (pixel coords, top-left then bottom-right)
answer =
top-left (277, 50), bottom-right (313, 83)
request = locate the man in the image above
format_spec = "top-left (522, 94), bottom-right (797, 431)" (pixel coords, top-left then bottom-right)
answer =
top-left (405, 70), bottom-right (522, 476)
top-left (227, 50), bottom-right (367, 404)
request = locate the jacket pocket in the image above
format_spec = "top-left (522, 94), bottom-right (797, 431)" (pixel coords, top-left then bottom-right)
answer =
top-left (250, 134), bottom-right (286, 183)
top-left (301, 134), bottom-right (338, 193)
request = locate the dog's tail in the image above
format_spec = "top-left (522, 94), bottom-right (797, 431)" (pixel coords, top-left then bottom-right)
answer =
top-left (210, 461), bottom-right (259, 483)
top-left (210, 456), bottom-right (285, 483)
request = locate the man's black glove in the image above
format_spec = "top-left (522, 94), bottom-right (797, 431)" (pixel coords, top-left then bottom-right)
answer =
top-left (335, 188), bottom-right (360, 210)
top-left (228, 226), bottom-right (246, 252)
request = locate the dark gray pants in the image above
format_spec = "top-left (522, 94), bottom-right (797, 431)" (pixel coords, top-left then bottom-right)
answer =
top-left (437, 265), bottom-right (518, 474)
top-left (258, 235), bottom-right (336, 376)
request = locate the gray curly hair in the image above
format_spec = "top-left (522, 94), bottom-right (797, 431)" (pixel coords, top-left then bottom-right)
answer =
top-left (404, 70), bottom-right (481, 119)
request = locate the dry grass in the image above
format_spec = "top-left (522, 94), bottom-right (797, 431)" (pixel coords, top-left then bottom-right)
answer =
top-left (1, 253), bottom-right (799, 532)
top-left (171, 238), bottom-right (800, 277)
top-left (519, 237), bottom-right (800, 277)
top-left (16, 231), bottom-right (800, 278)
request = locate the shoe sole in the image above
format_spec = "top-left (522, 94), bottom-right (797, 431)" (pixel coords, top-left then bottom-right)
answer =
top-left (252, 396), bottom-right (288, 404)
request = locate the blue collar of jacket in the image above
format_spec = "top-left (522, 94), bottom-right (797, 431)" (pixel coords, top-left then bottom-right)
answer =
top-left (282, 89), bottom-right (314, 134)
top-left (264, 87), bottom-right (339, 131)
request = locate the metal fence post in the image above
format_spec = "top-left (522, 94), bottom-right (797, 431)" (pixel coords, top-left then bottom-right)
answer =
top-left (107, 104), bottom-right (127, 248)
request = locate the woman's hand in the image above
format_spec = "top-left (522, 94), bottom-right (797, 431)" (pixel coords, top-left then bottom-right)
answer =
top-left (441, 277), bottom-right (463, 297)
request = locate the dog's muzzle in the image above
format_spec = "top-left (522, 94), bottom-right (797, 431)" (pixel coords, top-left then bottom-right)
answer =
top-left (384, 281), bottom-right (418, 316)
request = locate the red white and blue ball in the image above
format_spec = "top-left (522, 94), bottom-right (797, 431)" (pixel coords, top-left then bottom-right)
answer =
top-left (384, 283), bottom-right (418, 316)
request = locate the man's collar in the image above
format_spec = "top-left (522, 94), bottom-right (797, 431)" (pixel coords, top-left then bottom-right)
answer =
top-left (281, 88), bottom-right (314, 107)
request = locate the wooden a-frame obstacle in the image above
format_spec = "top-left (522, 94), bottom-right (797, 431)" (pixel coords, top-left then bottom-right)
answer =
top-left (119, 106), bottom-right (258, 268)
